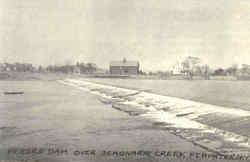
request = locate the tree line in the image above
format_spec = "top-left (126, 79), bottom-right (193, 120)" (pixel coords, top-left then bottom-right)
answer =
top-left (0, 62), bottom-right (98, 74)
top-left (39, 62), bottom-right (97, 74)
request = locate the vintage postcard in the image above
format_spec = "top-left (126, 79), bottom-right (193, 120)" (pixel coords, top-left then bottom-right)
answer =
top-left (1, 0), bottom-right (250, 162)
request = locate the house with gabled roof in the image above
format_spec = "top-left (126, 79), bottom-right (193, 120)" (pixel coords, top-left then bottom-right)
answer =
top-left (109, 58), bottom-right (140, 75)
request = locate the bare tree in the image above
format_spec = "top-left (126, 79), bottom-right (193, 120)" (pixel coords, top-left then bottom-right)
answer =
top-left (181, 56), bottom-right (201, 80)
top-left (226, 64), bottom-right (238, 76)
top-left (201, 64), bottom-right (210, 80)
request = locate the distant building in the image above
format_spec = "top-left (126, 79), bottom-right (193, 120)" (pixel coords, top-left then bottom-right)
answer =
top-left (109, 58), bottom-right (140, 75)
top-left (171, 56), bottom-right (202, 75)
top-left (171, 62), bottom-right (184, 75)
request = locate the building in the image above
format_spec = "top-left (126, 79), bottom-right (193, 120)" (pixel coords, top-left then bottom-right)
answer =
top-left (110, 58), bottom-right (140, 75)
top-left (171, 56), bottom-right (202, 75)
top-left (171, 62), bottom-right (184, 75)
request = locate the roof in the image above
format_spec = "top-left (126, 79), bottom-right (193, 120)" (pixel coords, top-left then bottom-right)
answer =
top-left (110, 60), bottom-right (139, 67)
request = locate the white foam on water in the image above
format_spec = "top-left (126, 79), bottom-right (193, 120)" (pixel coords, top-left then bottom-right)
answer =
top-left (136, 91), bottom-right (250, 117)
top-left (141, 110), bottom-right (206, 130)
top-left (59, 79), bottom-right (250, 149)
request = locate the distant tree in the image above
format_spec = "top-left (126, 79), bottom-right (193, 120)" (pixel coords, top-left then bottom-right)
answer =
top-left (138, 70), bottom-right (145, 75)
top-left (78, 63), bottom-right (86, 73)
top-left (46, 65), bottom-right (55, 72)
top-left (214, 68), bottom-right (226, 76)
top-left (85, 63), bottom-right (97, 73)
top-left (148, 72), bottom-right (154, 76)
top-left (38, 65), bottom-right (43, 72)
top-left (201, 64), bottom-right (210, 80)
top-left (226, 64), bottom-right (238, 76)
top-left (181, 56), bottom-right (201, 80)
top-left (240, 64), bottom-right (250, 75)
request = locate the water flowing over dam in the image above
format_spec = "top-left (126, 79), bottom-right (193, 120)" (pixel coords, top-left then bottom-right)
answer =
top-left (59, 78), bottom-right (250, 155)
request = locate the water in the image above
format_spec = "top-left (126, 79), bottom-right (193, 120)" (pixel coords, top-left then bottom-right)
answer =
top-left (60, 78), bottom-right (250, 155)
top-left (82, 78), bottom-right (250, 110)
top-left (0, 81), bottom-right (207, 162)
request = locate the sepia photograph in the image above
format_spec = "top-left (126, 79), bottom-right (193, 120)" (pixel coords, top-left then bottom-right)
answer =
top-left (1, 0), bottom-right (250, 162)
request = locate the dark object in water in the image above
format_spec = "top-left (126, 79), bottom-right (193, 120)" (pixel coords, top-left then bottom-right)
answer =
top-left (112, 91), bottom-right (141, 98)
top-left (176, 112), bottom-right (194, 117)
top-left (4, 92), bottom-right (24, 95)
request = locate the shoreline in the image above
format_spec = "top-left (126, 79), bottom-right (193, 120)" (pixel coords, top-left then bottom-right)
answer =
top-left (1, 72), bottom-right (250, 81)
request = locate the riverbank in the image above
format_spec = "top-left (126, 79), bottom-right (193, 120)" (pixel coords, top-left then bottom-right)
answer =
top-left (0, 72), bottom-right (81, 81)
top-left (1, 72), bottom-right (250, 81)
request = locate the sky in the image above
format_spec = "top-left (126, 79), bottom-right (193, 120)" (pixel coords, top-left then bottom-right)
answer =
top-left (0, 0), bottom-right (250, 71)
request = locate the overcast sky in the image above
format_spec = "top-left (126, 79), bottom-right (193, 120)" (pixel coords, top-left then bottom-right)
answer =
top-left (0, 0), bottom-right (250, 71)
